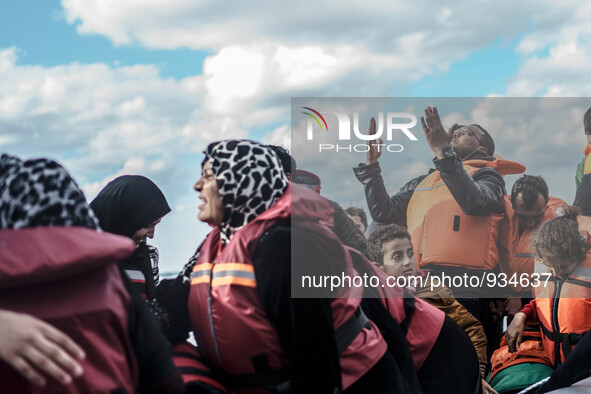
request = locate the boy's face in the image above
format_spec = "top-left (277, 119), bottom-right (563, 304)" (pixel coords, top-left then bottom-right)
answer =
top-left (380, 237), bottom-right (417, 278)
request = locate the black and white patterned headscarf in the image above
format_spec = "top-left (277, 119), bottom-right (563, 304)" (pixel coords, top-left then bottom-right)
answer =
top-left (0, 154), bottom-right (99, 230)
top-left (203, 139), bottom-right (288, 241)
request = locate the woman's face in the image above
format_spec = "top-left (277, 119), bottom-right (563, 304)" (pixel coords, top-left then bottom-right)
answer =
top-left (194, 160), bottom-right (223, 226)
top-left (131, 217), bottom-right (162, 245)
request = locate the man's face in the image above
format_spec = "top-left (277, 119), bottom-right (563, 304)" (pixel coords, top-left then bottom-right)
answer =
top-left (380, 237), bottom-right (416, 278)
top-left (514, 192), bottom-right (547, 231)
top-left (450, 125), bottom-right (487, 159)
top-left (585, 124), bottom-right (591, 145)
top-left (348, 214), bottom-right (366, 234)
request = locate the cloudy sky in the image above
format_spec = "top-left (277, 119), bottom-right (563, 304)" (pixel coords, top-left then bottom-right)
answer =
top-left (2, 0), bottom-right (591, 273)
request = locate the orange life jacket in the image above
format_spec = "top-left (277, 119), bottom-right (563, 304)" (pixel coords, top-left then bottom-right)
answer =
top-left (498, 196), bottom-right (566, 294)
top-left (488, 326), bottom-right (552, 382)
top-left (534, 252), bottom-right (591, 366)
top-left (578, 215), bottom-right (591, 234)
top-left (584, 144), bottom-right (591, 175)
top-left (407, 157), bottom-right (525, 270)
top-left (188, 184), bottom-right (387, 392)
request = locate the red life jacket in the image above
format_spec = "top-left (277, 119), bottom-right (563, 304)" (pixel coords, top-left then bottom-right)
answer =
top-left (188, 184), bottom-right (387, 392)
top-left (0, 227), bottom-right (138, 394)
top-left (407, 157), bottom-right (525, 270)
top-left (348, 249), bottom-right (446, 370)
top-left (498, 196), bottom-right (566, 294)
top-left (171, 342), bottom-right (228, 393)
top-left (534, 251), bottom-right (591, 366)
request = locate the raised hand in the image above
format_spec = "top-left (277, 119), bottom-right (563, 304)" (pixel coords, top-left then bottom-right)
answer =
top-left (365, 117), bottom-right (383, 165)
top-left (420, 106), bottom-right (458, 158)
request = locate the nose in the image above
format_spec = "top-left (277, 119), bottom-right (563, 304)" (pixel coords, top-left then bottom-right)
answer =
top-left (194, 178), bottom-right (203, 192)
top-left (402, 256), bottom-right (412, 266)
top-left (147, 225), bottom-right (156, 239)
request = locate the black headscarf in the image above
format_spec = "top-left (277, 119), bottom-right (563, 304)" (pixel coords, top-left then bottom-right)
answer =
top-left (0, 154), bottom-right (99, 230)
top-left (90, 175), bottom-right (171, 238)
top-left (203, 139), bottom-right (288, 241)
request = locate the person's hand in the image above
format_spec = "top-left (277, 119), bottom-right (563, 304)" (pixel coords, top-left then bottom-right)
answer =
top-left (489, 299), bottom-right (505, 323)
top-left (505, 311), bottom-right (527, 352)
top-left (365, 117), bottom-right (383, 165)
top-left (482, 378), bottom-right (499, 394)
top-left (0, 309), bottom-right (85, 387)
top-left (504, 297), bottom-right (523, 323)
top-left (420, 106), bottom-right (459, 158)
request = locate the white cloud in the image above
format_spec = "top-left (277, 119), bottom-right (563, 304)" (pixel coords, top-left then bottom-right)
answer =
top-left (504, 2), bottom-right (591, 96)
top-left (261, 124), bottom-right (291, 151)
top-left (60, 0), bottom-right (542, 125)
top-left (0, 48), bottom-right (251, 274)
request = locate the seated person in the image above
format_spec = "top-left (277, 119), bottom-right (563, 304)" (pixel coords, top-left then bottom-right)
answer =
top-left (506, 206), bottom-right (591, 392)
top-left (367, 224), bottom-right (492, 392)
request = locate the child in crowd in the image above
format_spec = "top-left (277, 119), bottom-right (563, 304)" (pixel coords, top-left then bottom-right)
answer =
top-left (367, 224), bottom-right (495, 393)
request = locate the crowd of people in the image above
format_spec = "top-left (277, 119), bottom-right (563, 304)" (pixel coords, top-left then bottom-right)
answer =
top-left (1, 105), bottom-right (591, 393)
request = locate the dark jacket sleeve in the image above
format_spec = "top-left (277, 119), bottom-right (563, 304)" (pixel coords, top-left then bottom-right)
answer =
top-left (353, 161), bottom-right (419, 226)
top-left (121, 270), bottom-right (184, 394)
top-left (331, 201), bottom-right (368, 257)
top-left (434, 147), bottom-right (506, 215)
top-left (154, 276), bottom-right (192, 345)
top-left (253, 224), bottom-right (342, 393)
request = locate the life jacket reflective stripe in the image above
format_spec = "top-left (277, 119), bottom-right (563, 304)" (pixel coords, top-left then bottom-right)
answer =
top-left (498, 196), bottom-right (566, 293)
top-left (124, 269), bottom-right (148, 299)
top-left (488, 327), bottom-right (552, 383)
top-left (0, 227), bottom-right (138, 394)
top-left (534, 253), bottom-right (591, 366)
top-left (188, 184), bottom-right (387, 392)
top-left (407, 157), bottom-right (525, 270)
top-left (192, 262), bottom-right (258, 288)
top-left (171, 342), bottom-right (229, 393)
top-left (125, 269), bottom-right (146, 283)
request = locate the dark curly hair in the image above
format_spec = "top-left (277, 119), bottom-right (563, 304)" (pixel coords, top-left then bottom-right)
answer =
top-left (511, 175), bottom-right (549, 208)
top-left (367, 224), bottom-right (411, 263)
top-left (533, 205), bottom-right (589, 268)
top-left (268, 145), bottom-right (297, 180)
top-left (345, 207), bottom-right (367, 228)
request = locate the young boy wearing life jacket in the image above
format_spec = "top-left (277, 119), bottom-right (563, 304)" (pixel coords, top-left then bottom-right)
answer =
top-left (367, 224), bottom-right (494, 393)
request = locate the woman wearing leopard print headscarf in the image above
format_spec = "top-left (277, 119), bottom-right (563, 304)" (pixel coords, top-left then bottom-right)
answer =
top-left (156, 140), bottom-right (410, 393)
top-left (0, 154), bottom-right (183, 394)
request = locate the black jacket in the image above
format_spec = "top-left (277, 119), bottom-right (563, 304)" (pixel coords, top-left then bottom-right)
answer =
top-left (353, 147), bottom-right (506, 229)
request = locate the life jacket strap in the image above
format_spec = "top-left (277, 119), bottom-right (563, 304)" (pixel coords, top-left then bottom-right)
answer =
top-left (539, 321), bottom-right (586, 360)
top-left (400, 288), bottom-right (416, 335)
top-left (335, 307), bottom-right (370, 355)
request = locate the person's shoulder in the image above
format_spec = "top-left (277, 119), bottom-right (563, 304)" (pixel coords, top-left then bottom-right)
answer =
top-left (416, 276), bottom-right (454, 301)
top-left (400, 173), bottom-right (431, 192)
